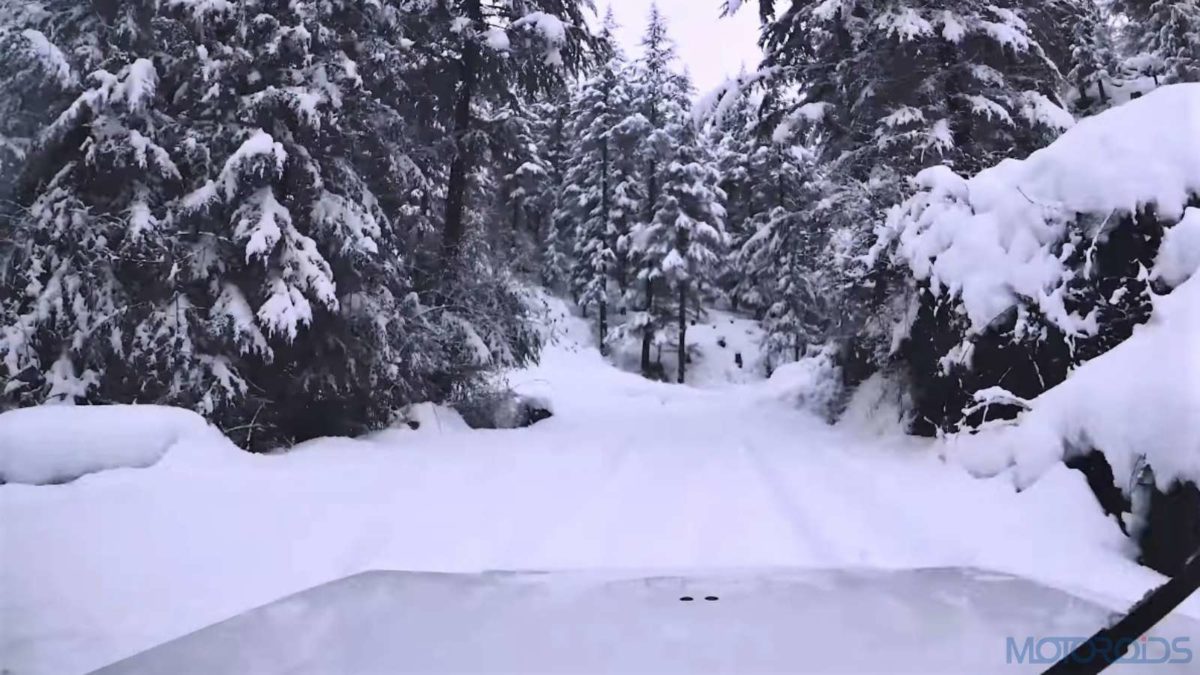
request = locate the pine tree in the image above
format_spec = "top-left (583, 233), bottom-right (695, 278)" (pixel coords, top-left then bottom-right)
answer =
top-left (1, 1), bottom-right (185, 410)
top-left (649, 125), bottom-right (728, 383)
top-left (705, 78), bottom-right (758, 309)
top-left (1111, 0), bottom-right (1200, 86)
top-left (407, 0), bottom-right (600, 271)
top-left (0, 1), bottom-right (579, 445)
top-left (731, 0), bottom-right (1081, 381)
top-left (621, 3), bottom-right (695, 377)
top-left (1064, 0), bottom-right (1122, 114)
top-left (558, 11), bottom-right (628, 350)
top-left (525, 95), bottom-right (572, 289)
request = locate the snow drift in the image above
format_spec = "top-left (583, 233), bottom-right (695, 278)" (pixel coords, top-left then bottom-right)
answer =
top-left (0, 404), bottom-right (217, 485)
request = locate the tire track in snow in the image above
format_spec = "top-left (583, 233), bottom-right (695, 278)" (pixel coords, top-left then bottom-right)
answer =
top-left (741, 435), bottom-right (934, 568)
top-left (739, 441), bottom-right (848, 567)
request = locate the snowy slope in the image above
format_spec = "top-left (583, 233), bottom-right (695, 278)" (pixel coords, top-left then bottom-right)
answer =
top-left (605, 307), bottom-right (769, 388)
top-left (681, 309), bottom-right (768, 387)
top-left (2, 295), bottom-right (1195, 674)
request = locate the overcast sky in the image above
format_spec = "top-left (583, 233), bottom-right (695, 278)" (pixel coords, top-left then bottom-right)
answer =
top-left (602, 0), bottom-right (763, 97)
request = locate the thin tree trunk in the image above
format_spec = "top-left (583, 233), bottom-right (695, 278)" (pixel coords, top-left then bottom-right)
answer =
top-left (641, 278), bottom-right (654, 376)
top-left (600, 124), bottom-right (610, 349)
top-left (440, 0), bottom-right (481, 270)
top-left (677, 282), bottom-right (687, 383)
top-left (599, 301), bottom-right (608, 355)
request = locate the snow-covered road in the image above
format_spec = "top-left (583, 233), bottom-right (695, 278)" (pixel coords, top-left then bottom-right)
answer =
top-left (2, 299), bottom-right (1195, 674)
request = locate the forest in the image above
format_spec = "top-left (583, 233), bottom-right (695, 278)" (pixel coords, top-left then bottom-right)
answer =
top-left (5, 2), bottom-right (1200, 672)
top-left (3, 0), bottom-right (1200, 608)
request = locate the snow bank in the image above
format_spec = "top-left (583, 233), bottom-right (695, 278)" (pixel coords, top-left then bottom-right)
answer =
top-left (873, 83), bottom-right (1200, 335)
top-left (946, 273), bottom-right (1200, 491)
top-left (838, 371), bottom-right (913, 436)
top-left (0, 405), bottom-right (217, 485)
top-left (754, 348), bottom-right (842, 420)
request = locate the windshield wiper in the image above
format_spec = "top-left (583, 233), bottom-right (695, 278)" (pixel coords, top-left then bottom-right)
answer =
top-left (1045, 550), bottom-right (1200, 674)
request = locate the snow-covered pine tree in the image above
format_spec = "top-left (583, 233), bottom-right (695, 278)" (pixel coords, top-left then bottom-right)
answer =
top-left (1062, 0), bottom-right (1122, 115)
top-left (704, 77), bottom-right (758, 309)
top-left (755, 0), bottom-right (1075, 191)
top-left (157, 0), bottom-right (447, 445)
top-left (732, 0), bottom-right (1085, 422)
top-left (559, 9), bottom-right (641, 352)
top-left (1110, 0), bottom-right (1200, 86)
top-left (1, 1), bottom-right (186, 410)
top-left (523, 95), bottom-right (572, 290)
top-left (490, 100), bottom-right (550, 273)
top-left (406, 0), bottom-right (601, 271)
top-left (1, 1), bottom-right (558, 446)
top-left (621, 3), bottom-right (694, 378)
top-left (734, 153), bottom-right (823, 365)
top-left (649, 123), bottom-right (728, 383)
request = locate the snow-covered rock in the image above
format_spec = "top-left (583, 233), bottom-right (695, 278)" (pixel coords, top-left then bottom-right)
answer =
top-left (0, 404), bottom-right (217, 485)
top-left (946, 273), bottom-right (1200, 492)
top-left (393, 402), bottom-right (470, 433)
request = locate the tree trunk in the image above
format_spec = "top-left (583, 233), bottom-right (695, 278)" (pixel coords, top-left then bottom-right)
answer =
top-left (440, 0), bottom-right (481, 270)
top-left (677, 282), bottom-right (687, 384)
top-left (598, 301), bottom-right (608, 355)
top-left (640, 278), bottom-right (654, 376)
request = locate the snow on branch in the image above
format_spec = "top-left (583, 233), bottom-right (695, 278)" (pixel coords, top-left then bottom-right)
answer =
top-left (218, 130), bottom-right (288, 199)
top-left (872, 84), bottom-right (1200, 336)
top-left (512, 11), bottom-right (568, 65)
top-left (692, 67), bottom-right (777, 128)
top-left (20, 29), bottom-right (74, 88)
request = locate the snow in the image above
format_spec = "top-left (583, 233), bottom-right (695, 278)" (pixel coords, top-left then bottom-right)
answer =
top-left (873, 83), bottom-right (1200, 335)
top-left (0, 405), bottom-right (217, 485)
top-left (4, 295), bottom-right (1197, 674)
top-left (945, 272), bottom-right (1200, 492)
top-left (512, 11), bottom-right (567, 66)
top-left (95, 569), bottom-right (1200, 675)
top-left (513, 11), bottom-right (566, 46)
top-left (21, 29), bottom-right (73, 87)
top-left (838, 371), bottom-right (912, 437)
top-left (483, 27), bottom-right (510, 52)
top-left (390, 402), bottom-right (471, 434)
top-left (1153, 207), bottom-right (1200, 287)
top-left (113, 59), bottom-right (158, 114)
top-left (754, 348), bottom-right (843, 421)
top-left (218, 130), bottom-right (287, 199)
top-left (608, 308), bottom-right (767, 388)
